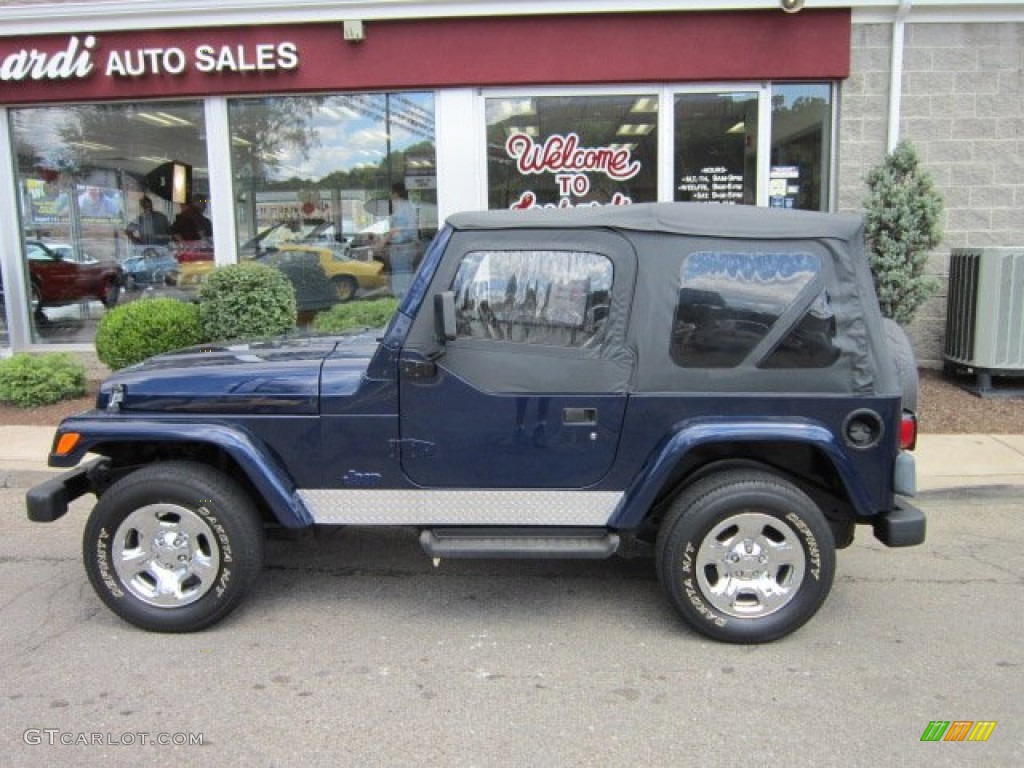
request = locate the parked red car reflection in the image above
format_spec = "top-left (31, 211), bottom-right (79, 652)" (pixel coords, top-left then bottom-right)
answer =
top-left (22, 240), bottom-right (123, 316)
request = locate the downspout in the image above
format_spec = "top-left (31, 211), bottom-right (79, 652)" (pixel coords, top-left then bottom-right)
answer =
top-left (888, 0), bottom-right (913, 152)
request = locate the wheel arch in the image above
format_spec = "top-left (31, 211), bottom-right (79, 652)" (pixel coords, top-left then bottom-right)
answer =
top-left (611, 420), bottom-right (871, 537)
top-left (51, 419), bottom-right (313, 528)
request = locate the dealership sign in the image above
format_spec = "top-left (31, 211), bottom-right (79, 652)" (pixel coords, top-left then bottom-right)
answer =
top-left (0, 35), bottom-right (299, 82)
top-left (505, 132), bottom-right (636, 210)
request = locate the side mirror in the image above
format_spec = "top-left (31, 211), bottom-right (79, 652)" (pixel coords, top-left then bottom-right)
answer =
top-left (434, 291), bottom-right (456, 342)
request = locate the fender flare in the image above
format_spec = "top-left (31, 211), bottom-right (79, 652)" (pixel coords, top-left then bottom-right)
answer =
top-left (608, 418), bottom-right (878, 529)
top-left (49, 417), bottom-right (313, 528)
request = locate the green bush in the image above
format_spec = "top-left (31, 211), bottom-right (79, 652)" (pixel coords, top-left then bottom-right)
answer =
top-left (198, 263), bottom-right (297, 342)
top-left (0, 353), bottom-right (87, 407)
top-left (95, 298), bottom-right (205, 370)
top-left (864, 139), bottom-right (944, 325)
top-left (313, 298), bottom-right (399, 334)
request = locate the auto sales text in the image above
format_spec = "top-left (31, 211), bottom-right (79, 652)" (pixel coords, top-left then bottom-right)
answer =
top-left (0, 35), bottom-right (299, 82)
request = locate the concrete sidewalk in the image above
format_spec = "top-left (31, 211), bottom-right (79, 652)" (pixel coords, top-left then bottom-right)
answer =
top-left (1, 425), bottom-right (1022, 493)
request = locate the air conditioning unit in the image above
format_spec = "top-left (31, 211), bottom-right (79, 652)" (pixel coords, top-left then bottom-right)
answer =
top-left (944, 247), bottom-right (1024, 388)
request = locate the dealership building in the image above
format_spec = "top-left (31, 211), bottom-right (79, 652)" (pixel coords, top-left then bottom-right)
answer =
top-left (1, 0), bottom-right (1021, 368)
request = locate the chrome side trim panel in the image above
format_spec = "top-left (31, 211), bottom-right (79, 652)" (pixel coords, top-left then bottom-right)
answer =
top-left (299, 489), bottom-right (623, 526)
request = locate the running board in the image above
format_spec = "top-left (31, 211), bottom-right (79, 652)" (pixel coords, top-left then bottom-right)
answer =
top-left (420, 527), bottom-right (620, 559)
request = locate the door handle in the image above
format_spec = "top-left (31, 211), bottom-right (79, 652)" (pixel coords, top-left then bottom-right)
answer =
top-left (562, 407), bottom-right (597, 425)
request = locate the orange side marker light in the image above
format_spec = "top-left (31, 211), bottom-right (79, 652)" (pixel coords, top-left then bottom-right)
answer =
top-left (54, 432), bottom-right (81, 457)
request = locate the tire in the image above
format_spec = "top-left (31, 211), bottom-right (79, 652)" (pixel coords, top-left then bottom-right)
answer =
top-left (30, 283), bottom-right (43, 316)
top-left (331, 275), bottom-right (358, 302)
top-left (882, 318), bottom-right (919, 413)
top-left (82, 461), bottom-right (264, 633)
top-left (101, 279), bottom-right (120, 309)
top-left (656, 469), bottom-right (835, 643)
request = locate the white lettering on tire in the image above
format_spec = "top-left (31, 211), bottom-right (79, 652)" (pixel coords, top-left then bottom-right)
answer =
top-left (785, 512), bottom-right (821, 580)
top-left (95, 528), bottom-right (124, 598)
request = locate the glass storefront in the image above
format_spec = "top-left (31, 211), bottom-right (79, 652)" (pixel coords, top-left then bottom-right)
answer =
top-left (486, 94), bottom-right (658, 210)
top-left (3, 92), bottom-right (438, 345)
top-left (674, 91), bottom-right (759, 206)
top-left (229, 92), bottom-right (437, 306)
top-left (770, 83), bottom-right (834, 212)
top-left (9, 101), bottom-right (207, 343)
top-left (1, 83), bottom-right (833, 349)
top-left (487, 85), bottom-right (833, 214)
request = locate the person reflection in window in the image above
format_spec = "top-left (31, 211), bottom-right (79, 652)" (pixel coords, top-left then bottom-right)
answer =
top-left (126, 196), bottom-right (171, 247)
top-left (170, 195), bottom-right (213, 242)
top-left (78, 186), bottom-right (120, 218)
top-left (379, 182), bottom-right (418, 299)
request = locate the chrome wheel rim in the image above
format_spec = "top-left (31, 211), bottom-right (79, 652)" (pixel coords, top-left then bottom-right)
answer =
top-left (111, 504), bottom-right (221, 608)
top-left (695, 511), bottom-right (806, 619)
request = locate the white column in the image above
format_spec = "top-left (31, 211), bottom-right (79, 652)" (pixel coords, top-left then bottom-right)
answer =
top-left (435, 88), bottom-right (486, 221)
top-left (204, 96), bottom-right (238, 265)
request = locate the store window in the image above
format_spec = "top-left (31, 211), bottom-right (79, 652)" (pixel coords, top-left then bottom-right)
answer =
top-left (9, 102), bottom-right (207, 343)
top-left (452, 249), bottom-right (613, 348)
top-left (486, 94), bottom-right (658, 210)
top-left (674, 91), bottom-right (759, 206)
top-left (229, 92), bottom-right (437, 308)
top-left (770, 83), bottom-right (833, 212)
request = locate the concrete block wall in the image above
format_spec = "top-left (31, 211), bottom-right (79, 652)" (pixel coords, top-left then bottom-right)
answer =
top-left (839, 21), bottom-right (1024, 368)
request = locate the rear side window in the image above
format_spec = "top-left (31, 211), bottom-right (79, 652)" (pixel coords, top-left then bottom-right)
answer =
top-left (670, 251), bottom-right (838, 368)
top-left (452, 250), bottom-right (613, 348)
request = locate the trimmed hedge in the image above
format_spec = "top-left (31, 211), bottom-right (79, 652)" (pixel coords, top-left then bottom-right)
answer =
top-left (0, 353), bottom-right (87, 407)
top-left (313, 297), bottom-right (399, 334)
top-left (198, 262), bottom-right (297, 342)
top-left (95, 298), bottom-right (205, 370)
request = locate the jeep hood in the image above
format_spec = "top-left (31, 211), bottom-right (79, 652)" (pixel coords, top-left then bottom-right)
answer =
top-left (98, 333), bottom-right (380, 415)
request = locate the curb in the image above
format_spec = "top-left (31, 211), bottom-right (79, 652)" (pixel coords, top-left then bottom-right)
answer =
top-left (0, 468), bottom-right (61, 490)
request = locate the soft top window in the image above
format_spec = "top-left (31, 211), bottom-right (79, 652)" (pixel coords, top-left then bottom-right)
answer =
top-left (671, 251), bottom-right (829, 368)
top-left (452, 249), bottom-right (613, 348)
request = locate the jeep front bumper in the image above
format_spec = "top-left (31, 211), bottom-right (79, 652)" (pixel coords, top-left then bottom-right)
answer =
top-left (26, 458), bottom-right (106, 523)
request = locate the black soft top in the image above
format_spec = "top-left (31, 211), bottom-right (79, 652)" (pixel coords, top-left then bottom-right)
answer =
top-left (448, 202), bottom-right (863, 243)
top-left (435, 202), bottom-right (895, 398)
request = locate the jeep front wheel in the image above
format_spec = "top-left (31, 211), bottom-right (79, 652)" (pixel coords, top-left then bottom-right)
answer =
top-left (82, 461), bottom-right (264, 633)
top-left (656, 469), bottom-right (835, 643)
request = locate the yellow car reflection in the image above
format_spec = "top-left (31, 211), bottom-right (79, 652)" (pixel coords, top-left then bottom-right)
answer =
top-left (273, 244), bottom-right (387, 302)
top-left (170, 243), bottom-right (387, 303)
top-left (172, 259), bottom-right (215, 288)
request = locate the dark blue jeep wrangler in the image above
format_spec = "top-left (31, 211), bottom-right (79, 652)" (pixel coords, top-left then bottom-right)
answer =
top-left (27, 203), bottom-right (924, 643)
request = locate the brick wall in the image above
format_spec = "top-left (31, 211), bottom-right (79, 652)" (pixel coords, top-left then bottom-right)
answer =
top-left (840, 21), bottom-right (1024, 368)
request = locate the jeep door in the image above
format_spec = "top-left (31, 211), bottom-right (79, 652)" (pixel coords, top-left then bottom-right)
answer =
top-left (399, 228), bottom-right (636, 489)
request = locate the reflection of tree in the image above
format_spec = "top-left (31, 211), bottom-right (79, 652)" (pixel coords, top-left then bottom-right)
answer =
top-left (56, 104), bottom-right (210, 184)
top-left (316, 140), bottom-right (435, 193)
top-left (14, 108), bottom-right (81, 176)
top-left (232, 94), bottom-right (435, 198)
top-left (231, 97), bottom-right (322, 185)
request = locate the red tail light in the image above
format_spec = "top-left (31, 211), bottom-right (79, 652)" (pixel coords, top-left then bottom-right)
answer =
top-left (900, 411), bottom-right (917, 451)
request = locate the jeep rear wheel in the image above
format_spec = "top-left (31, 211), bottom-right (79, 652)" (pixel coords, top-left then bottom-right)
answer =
top-left (656, 469), bottom-right (835, 643)
top-left (82, 461), bottom-right (264, 633)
